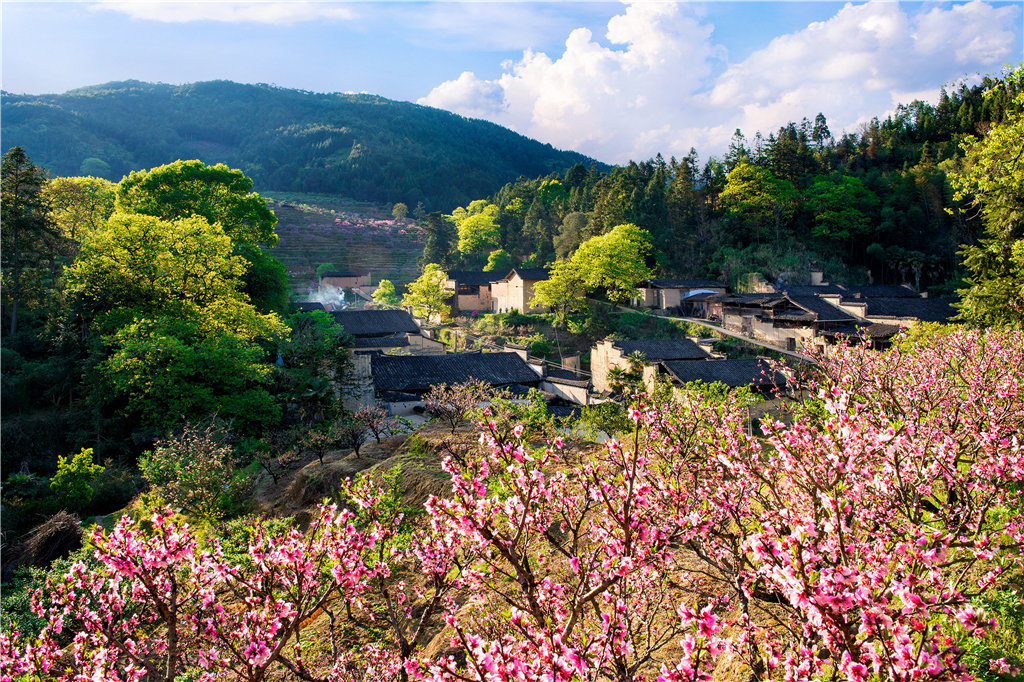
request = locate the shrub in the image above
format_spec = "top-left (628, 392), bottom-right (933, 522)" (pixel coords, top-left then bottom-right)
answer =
top-left (139, 422), bottom-right (235, 520)
top-left (49, 448), bottom-right (103, 510)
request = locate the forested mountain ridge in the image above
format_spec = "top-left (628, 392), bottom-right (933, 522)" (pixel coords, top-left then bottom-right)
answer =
top-left (1, 79), bottom-right (605, 211)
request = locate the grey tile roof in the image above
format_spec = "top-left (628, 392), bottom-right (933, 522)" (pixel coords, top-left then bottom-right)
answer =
top-left (786, 295), bottom-right (857, 322)
top-left (611, 338), bottom-right (711, 360)
top-left (545, 367), bottom-right (590, 387)
top-left (352, 333), bottom-right (409, 348)
top-left (862, 297), bottom-right (956, 322)
top-left (661, 358), bottom-right (787, 388)
top-left (777, 284), bottom-right (848, 296)
top-left (495, 268), bottom-right (551, 282)
top-left (844, 285), bottom-right (921, 298)
top-left (295, 301), bottom-right (327, 312)
top-left (818, 322), bottom-right (903, 339)
top-left (372, 352), bottom-right (542, 393)
top-left (332, 309), bottom-right (419, 336)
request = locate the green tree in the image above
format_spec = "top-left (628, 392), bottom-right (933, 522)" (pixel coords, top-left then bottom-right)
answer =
top-left (372, 279), bottom-right (401, 306)
top-left (572, 223), bottom-right (654, 302)
top-left (43, 176), bottom-right (116, 244)
top-left (1, 147), bottom-right (56, 334)
top-left (806, 174), bottom-right (879, 245)
top-left (531, 259), bottom-right (589, 326)
top-left (50, 448), bottom-right (104, 510)
top-left (949, 67), bottom-right (1024, 328)
top-left (113, 160), bottom-right (287, 312)
top-left (456, 204), bottom-right (501, 259)
top-left (419, 212), bottom-right (457, 268)
top-left (66, 212), bottom-right (286, 432)
top-left (392, 202), bottom-right (409, 222)
top-left (720, 162), bottom-right (799, 245)
top-left (402, 263), bottom-right (449, 322)
top-left (483, 249), bottom-right (514, 273)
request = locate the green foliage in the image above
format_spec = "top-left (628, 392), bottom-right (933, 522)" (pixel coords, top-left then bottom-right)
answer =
top-left (50, 448), bottom-right (104, 509)
top-left (372, 279), bottom-right (401, 306)
top-left (576, 402), bottom-right (632, 441)
top-left (949, 67), bottom-right (1024, 328)
top-left (391, 202), bottom-right (408, 221)
top-left (484, 249), bottom-right (515, 273)
top-left (806, 174), bottom-right (880, 244)
top-left (954, 588), bottom-right (1024, 681)
top-left (720, 162), bottom-right (799, 243)
top-left (455, 202), bottom-right (501, 258)
top-left (43, 175), bottom-right (116, 244)
top-left (402, 263), bottom-right (449, 322)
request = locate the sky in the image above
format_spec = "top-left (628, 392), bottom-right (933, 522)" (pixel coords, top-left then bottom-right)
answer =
top-left (2, 1), bottom-right (1021, 165)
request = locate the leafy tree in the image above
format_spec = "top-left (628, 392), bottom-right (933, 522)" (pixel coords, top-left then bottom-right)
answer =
top-left (720, 162), bottom-right (799, 244)
top-left (391, 202), bottom-right (408, 222)
top-left (572, 223), bottom-right (654, 302)
top-left (806, 174), bottom-right (879, 245)
top-left (950, 67), bottom-right (1024, 327)
top-left (113, 160), bottom-right (286, 312)
top-left (372, 279), bottom-right (401, 306)
top-left (456, 203), bottom-right (500, 259)
top-left (42, 175), bottom-right (116, 244)
top-left (483, 249), bottom-right (514, 273)
top-left (402, 263), bottom-right (448, 322)
top-left (1, 147), bottom-right (56, 334)
top-left (49, 448), bottom-right (104, 510)
top-left (418, 212), bottom-right (457, 268)
top-left (65, 212), bottom-right (286, 432)
top-left (531, 258), bottom-right (589, 326)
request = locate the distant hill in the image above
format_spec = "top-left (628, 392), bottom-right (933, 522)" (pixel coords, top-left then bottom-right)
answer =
top-left (1, 80), bottom-right (607, 211)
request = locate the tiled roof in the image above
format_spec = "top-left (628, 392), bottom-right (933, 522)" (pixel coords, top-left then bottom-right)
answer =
top-left (661, 358), bottom-right (787, 388)
top-left (448, 271), bottom-right (498, 286)
top-left (786, 295), bottom-right (857, 322)
top-left (545, 367), bottom-right (590, 388)
top-left (818, 322), bottom-right (903, 339)
top-left (295, 301), bottom-right (327, 312)
top-left (777, 284), bottom-right (849, 296)
top-left (610, 338), bottom-right (710, 361)
top-left (332, 309), bottom-right (419, 336)
top-left (496, 268), bottom-right (551, 282)
top-left (639, 278), bottom-right (725, 289)
top-left (352, 333), bottom-right (409, 348)
top-left (844, 285), bottom-right (921, 298)
top-left (372, 352), bottom-right (542, 393)
top-left (862, 297), bottom-right (956, 322)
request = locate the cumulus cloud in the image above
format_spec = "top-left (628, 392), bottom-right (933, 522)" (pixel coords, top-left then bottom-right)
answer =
top-left (90, 1), bottom-right (357, 24)
top-left (419, 0), bottom-right (1021, 164)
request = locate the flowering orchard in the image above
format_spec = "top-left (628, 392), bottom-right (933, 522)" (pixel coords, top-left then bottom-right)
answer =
top-left (2, 327), bottom-right (1022, 682)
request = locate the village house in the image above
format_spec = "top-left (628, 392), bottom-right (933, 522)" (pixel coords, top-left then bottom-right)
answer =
top-left (332, 309), bottom-right (421, 353)
top-left (591, 338), bottom-right (712, 394)
top-left (636, 278), bottom-right (727, 310)
top-left (718, 293), bottom-right (857, 352)
top-left (445, 271), bottom-right (494, 314)
top-left (490, 268), bottom-right (551, 314)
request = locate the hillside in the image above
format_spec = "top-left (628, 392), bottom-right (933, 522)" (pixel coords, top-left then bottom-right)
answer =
top-left (264, 194), bottom-right (425, 294)
top-left (1, 80), bottom-right (605, 211)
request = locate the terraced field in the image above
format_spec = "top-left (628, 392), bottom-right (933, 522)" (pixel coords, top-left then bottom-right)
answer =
top-left (264, 193), bottom-right (425, 297)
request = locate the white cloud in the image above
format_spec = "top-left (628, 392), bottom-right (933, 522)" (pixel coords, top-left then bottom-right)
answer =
top-left (89, 1), bottom-right (357, 24)
top-left (419, 0), bottom-right (1021, 164)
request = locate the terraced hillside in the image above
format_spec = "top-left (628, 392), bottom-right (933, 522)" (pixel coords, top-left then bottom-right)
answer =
top-left (266, 194), bottom-right (424, 297)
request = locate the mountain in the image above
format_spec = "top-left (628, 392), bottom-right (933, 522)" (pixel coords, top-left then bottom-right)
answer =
top-left (1, 80), bottom-right (607, 211)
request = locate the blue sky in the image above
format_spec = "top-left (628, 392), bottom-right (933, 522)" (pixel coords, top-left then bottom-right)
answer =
top-left (3, 1), bottom-right (1021, 163)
